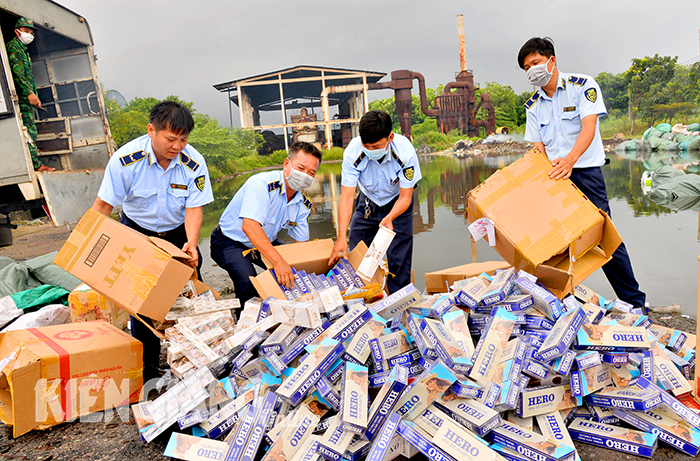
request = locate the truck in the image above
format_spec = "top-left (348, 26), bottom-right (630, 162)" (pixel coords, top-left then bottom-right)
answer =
top-left (0, 0), bottom-right (113, 245)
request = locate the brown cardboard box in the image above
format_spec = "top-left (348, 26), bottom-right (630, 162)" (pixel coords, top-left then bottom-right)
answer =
top-left (466, 149), bottom-right (622, 297)
top-left (424, 261), bottom-right (511, 294)
top-left (250, 239), bottom-right (382, 300)
top-left (0, 322), bottom-right (142, 437)
top-left (54, 208), bottom-right (195, 323)
top-left (68, 284), bottom-right (130, 330)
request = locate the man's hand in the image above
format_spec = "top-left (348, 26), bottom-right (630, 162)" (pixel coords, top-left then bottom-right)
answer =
top-left (182, 242), bottom-right (198, 269)
top-left (379, 217), bottom-right (394, 232)
top-left (274, 260), bottom-right (295, 289)
top-left (328, 239), bottom-right (348, 266)
top-left (549, 155), bottom-right (576, 180)
top-left (28, 93), bottom-right (41, 108)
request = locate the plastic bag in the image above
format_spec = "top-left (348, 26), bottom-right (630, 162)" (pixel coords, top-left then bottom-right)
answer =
top-left (2, 304), bottom-right (69, 332)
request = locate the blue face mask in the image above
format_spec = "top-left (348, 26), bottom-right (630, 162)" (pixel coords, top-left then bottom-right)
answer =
top-left (362, 137), bottom-right (391, 162)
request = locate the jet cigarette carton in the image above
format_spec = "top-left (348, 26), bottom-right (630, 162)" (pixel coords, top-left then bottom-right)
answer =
top-left (535, 307), bottom-right (586, 361)
top-left (648, 325), bottom-right (687, 352)
top-left (570, 364), bottom-right (611, 398)
top-left (515, 277), bottom-right (562, 321)
top-left (365, 365), bottom-right (409, 441)
top-left (370, 283), bottom-right (423, 320)
top-left (433, 414), bottom-right (503, 461)
top-left (396, 420), bottom-right (457, 461)
top-left (262, 403), bottom-right (320, 461)
top-left (394, 360), bottom-right (457, 421)
top-left (421, 317), bottom-right (473, 374)
top-left (365, 412), bottom-right (402, 461)
top-left (277, 337), bottom-right (345, 406)
top-left (315, 376), bottom-right (341, 411)
top-left (433, 396), bottom-right (501, 436)
top-left (453, 276), bottom-right (490, 309)
top-left (164, 433), bottom-right (231, 460)
top-left (486, 420), bottom-right (575, 461)
top-left (574, 324), bottom-right (650, 352)
top-left (518, 384), bottom-right (581, 418)
top-left (567, 418), bottom-right (657, 458)
top-left (480, 267), bottom-right (517, 306)
top-left (469, 307), bottom-right (517, 386)
top-left (340, 362), bottom-right (369, 434)
top-left (316, 415), bottom-right (355, 461)
top-left (585, 385), bottom-right (661, 411)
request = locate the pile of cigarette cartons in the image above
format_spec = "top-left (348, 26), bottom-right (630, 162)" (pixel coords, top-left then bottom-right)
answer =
top-left (134, 262), bottom-right (700, 461)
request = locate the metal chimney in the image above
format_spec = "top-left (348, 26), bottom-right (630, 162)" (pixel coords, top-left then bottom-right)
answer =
top-left (457, 14), bottom-right (467, 71)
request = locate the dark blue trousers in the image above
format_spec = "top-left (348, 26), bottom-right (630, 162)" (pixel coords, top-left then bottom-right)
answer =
top-left (120, 213), bottom-right (203, 378)
top-left (569, 167), bottom-right (646, 307)
top-left (349, 191), bottom-right (413, 294)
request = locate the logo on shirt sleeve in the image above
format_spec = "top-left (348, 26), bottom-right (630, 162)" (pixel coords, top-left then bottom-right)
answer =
top-left (195, 175), bottom-right (205, 192)
top-left (403, 166), bottom-right (414, 181)
top-left (585, 88), bottom-right (597, 103)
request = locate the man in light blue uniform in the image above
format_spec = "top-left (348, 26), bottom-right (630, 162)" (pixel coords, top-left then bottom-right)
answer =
top-left (518, 37), bottom-right (646, 308)
top-left (93, 100), bottom-right (213, 381)
top-left (329, 110), bottom-right (421, 294)
top-left (210, 142), bottom-right (322, 307)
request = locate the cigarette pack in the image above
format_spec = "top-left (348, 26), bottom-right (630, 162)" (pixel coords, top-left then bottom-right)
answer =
top-left (315, 375), bottom-right (341, 411)
top-left (396, 420), bottom-right (457, 461)
top-left (552, 350), bottom-right (576, 376)
top-left (421, 317), bottom-right (473, 374)
top-left (394, 360), bottom-right (457, 421)
top-left (365, 412), bottom-right (402, 461)
top-left (407, 294), bottom-right (454, 318)
top-left (535, 306), bottom-right (586, 361)
top-left (277, 337), bottom-right (345, 406)
top-left (454, 277), bottom-right (490, 309)
top-left (263, 403), bottom-right (320, 461)
top-left (469, 307), bottom-right (517, 386)
top-left (433, 395), bottom-right (501, 436)
top-left (574, 351), bottom-right (602, 371)
top-left (480, 267), bottom-right (517, 306)
top-left (433, 414), bottom-right (503, 461)
top-left (316, 415), bottom-right (355, 461)
top-left (585, 385), bottom-right (661, 411)
top-left (574, 324), bottom-right (650, 352)
top-left (515, 277), bottom-right (562, 321)
top-left (448, 379), bottom-right (482, 399)
top-left (649, 325), bottom-right (687, 352)
top-left (340, 362), bottom-right (369, 434)
top-left (365, 365), bottom-right (409, 441)
top-left (377, 330), bottom-right (412, 361)
top-left (485, 420), bottom-right (575, 461)
top-left (370, 283), bottom-right (423, 320)
top-left (517, 384), bottom-right (581, 418)
top-left (164, 433), bottom-right (231, 460)
top-left (567, 418), bottom-right (657, 458)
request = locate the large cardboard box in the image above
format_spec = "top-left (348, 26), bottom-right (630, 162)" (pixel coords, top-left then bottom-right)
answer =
top-left (424, 261), bottom-right (510, 294)
top-left (68, 284), bottom-right (130, 330)
top-left (54, 208), bottom-right (195, 323)
top-left (466, 149), bottom-right (622, 297)
top-left (250, 239), bottom-right (382, 300)
top-left (0, 322), bottom-right (142, 437)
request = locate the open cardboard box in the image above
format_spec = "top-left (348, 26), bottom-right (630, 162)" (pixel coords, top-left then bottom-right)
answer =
top-left (250, 239), bottom-right (383, 300)
top-left (0, 322), bottom-right (142, 437)
top-left (466, 149), bottom-right (622, 298)
top-left (424, 261), bottom-right (510, 294)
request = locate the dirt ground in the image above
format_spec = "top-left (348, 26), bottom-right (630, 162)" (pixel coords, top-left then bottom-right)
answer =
top-left (2, 138), bottom-right (698, 461)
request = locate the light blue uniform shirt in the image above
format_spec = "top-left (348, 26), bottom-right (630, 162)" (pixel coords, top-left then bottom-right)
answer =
top-left (524, 71), bottom-right (607, 168)
top-left (340, 133), bottom-right (422, 206)
top-left (218, 170), bottom-right (312, 248)
top-left (98, 134), bottom-right (213, 232)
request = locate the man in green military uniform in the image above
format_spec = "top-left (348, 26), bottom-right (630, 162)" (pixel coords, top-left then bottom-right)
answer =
top-left (6, 18), bottom-right (53, 172)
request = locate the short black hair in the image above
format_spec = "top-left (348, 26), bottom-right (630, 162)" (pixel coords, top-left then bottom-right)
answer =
top-left (517, 37), bottom-right (556, 70)
top-left (149, 101), bottom-right (194, 135)
top-left (289, 141), bottom-right (322, 162)
top-left (359, 110), bottom-right (392, 144)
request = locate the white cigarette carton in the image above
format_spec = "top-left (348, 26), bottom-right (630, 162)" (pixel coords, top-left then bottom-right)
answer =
top-left (357, 226), bottom-right (395, 281)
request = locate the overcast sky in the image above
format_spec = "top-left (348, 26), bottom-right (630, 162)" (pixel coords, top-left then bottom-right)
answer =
top-left (57, 0), bottom-right (700, 127)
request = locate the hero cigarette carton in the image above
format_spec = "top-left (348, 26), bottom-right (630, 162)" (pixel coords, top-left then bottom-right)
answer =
top-left (497, 294), bottom-right (534, 312)
top-left (277, 337), bottom-right (345, 406)
top-left (262, 403), bottom-right (320, 461)
top-left (317, 305), bottom-right (372, 344)
top-left (535, 306), bottom-right (586, 361)
top-left (535, 411), bottom-right (577, 456)
top-left (236, 391), bottom-right (280, 461)
top-left (570, 364), bottom-right (611, 398)
top-left (522, 357), bottom-right (549, 380)
top-left (515, 278), bottom-right (563, 321)
top-left (523, 315), bottom-right (554, 330)
top-left (340, 362), bottom-right (369, 434)
top-left (507, 413), bottom-right (533, 431)
top-left (648, 325), bottom-right (687, 352)
top-left (600, 352), bottom-right (628, 365)
top-left (365, 365), bottom-right (409, 441)
top-left (574, 324), bottom-right (650, 352)
top-left (315, 376), bottom-right (341, 411)
top-left (552, 350), bottom-right (577, 376)
top-left (280, 319), bottom-right (332, 366)
top-left (376, 330), bottom-right (412, 361)
top-left (448, 379), bottom-right (482, 399)
top-left (433, 396), bottom-right (501, 436)
top-left (345, 440), bottom-right (370, 461)
top-left (262, 324), bottom-right (299, 354)
top-left (454, 277), bottom-right (490, 309)
top-left (365, 412), bottom-right (402, 461)
top-left (469, 307), bottom-right (517, 386)
top-left (394, 360), bottom-right (457, 421)
top-left (616, 406), bottom-right (700, 456)
top-left (486, 420), bottom-right (575, 461)
top-left (655, 353), bottom-right (693, 395)
top-left (164, 433), bottom-right (231, 460)
top-left (606, 299), bottom-right (634, 313)
top-left (585, 385), bottom-right (662, 411)
top-left (369, 338), bottom-right (387, 373)
top-left (387, 349), bottom-right (421, 368)
top-left (588, 405), bottom-right (620, 425)
top-left (489, 442), bottom-right (531, 461)
top-left (633, 375), bottom-right (700, 430)
top-left (567, 418), bottom-right (657, 458)
top-left (480, 267), bottom-right (517, 306)
top-left (421, 317), bottom-right (473, 374)
top-left (178, 407), bottom-right (210, 430)
top-left (316, 415), bottom-right (355, 461)
top-left (573, 351), bottom-right (602, 371)
top-left (664, 349), bottom-right (692, 380)
top-left (414, 404), bottom-right (447, 436)
top-left (290, 436), bottom-right (322, 461)
top-left (573, 284), bottom-right (605, 307)
top-left (602, 312), bottom-right (651, 329)
top-left (433, 414), bottom-right (503, 461)
top-left (517, 384), bottom-right (581, 418)
top-left (407, 314), bottom-right (438, 360)
top-left (343, 314), bottom-right (386, 364)
top-left (580, 303), bottom-right (605, 325)
top-left (370, 283), bottom-right (423, 320)
top-left (201, 396), bottom-right (251, 440)
top-left (561, 294), bottom-right (580, 313)
top-left (408, 294), bottom-right (454, 318)
top-left (396, 420), bottom-right (457, 461)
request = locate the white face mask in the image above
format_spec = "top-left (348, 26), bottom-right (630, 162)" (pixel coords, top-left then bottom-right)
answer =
top-left (18, 31), bottom-right (34, 46)
top-left (526, 56), bottom-right (553, 87)
top-left (285, 167), bottom-right (314, 191)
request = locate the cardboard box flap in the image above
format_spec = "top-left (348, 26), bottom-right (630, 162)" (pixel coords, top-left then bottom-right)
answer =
top-left (7, 360), bottom-right (41, 437)
top-left (598, 211), bottom-right (622, 257)
top-left (250, 270), bottom-right (286, 303)
top-left (148, 236), bottom-right (190, 260)
top-left (424, 261), bottom-right (510, 294)
top-left (346, 241), bottom-right (383, 285)
top-left (261, 239), bottom-right (335, 269)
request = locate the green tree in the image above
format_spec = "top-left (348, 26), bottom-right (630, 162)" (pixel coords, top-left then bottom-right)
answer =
top-left (188, 114), bottom-right (263, 170)
top-left (640, 64), bottom-right (698, 124)
top-left (477, 82), bottom-right (519, 130)
top-left (596, 71), bottom-right (628, 114)
top-left (515, 91), bottom-right (532, 127)
top-left (624, 54), bottom-right (677, 134)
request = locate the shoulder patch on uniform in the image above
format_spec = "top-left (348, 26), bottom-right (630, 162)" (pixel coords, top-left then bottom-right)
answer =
top-left (302, 193), bottom-right (312, 210)
top-left (268, 180), bottom-right (282, 193)
top-left (568, 75), bottom-right (587, 86)
top-left (180, 152), bottom-right (200, 172)
top-left (195, 175), bottom-right (205, 192)
top-left (524, 92), bottom-right (540, 109)
top-left (584, 88), bottom-right (597, 103)
top-left (391, 148), bottom-right (405, 168)
top-left (119, 150), bottom-right (146, 167)
top-left (403, 166), bottom-right (415, 181)
top-left (353, 152), bottom-right (366, 168)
